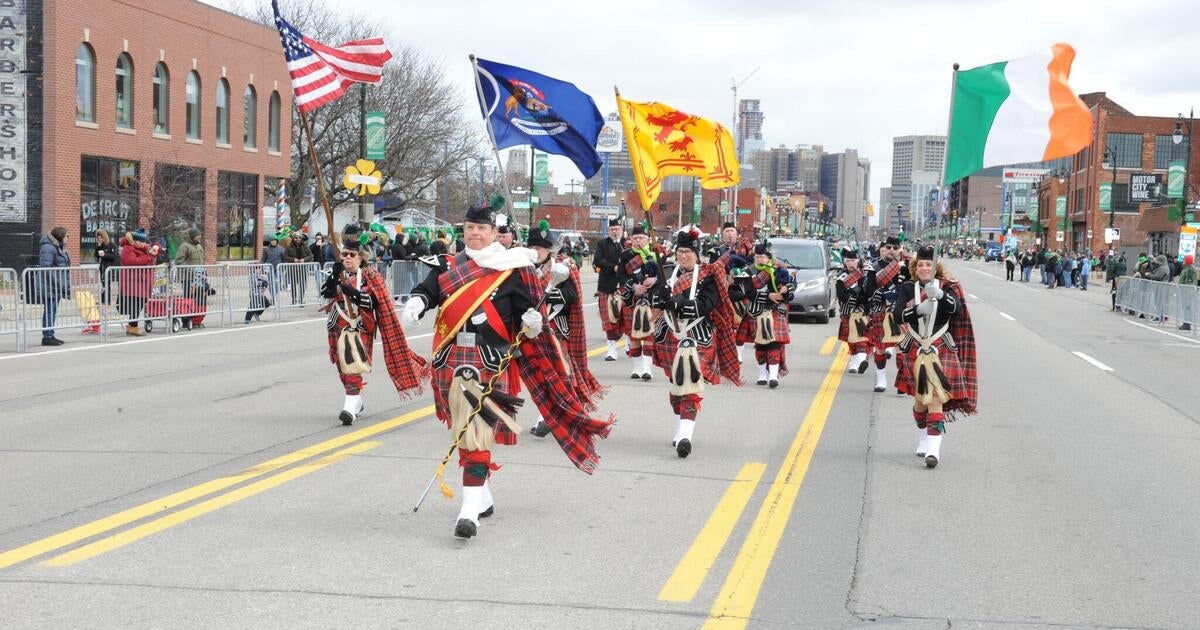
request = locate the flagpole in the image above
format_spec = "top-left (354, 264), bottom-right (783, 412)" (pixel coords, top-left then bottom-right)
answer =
top-left (469, 54), bottom-right (510, 216)
top-left (936, 62), bottom-right (960, 247)
top-left (299, 106), bottom-right (340, 249)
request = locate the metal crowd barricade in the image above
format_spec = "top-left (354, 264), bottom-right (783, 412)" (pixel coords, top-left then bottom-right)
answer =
top-left (105, 264), bottom-right (171, 336)
top-left (0, 267), bottom-right (20, 351)
top-left (275, 262), bottom-right (323, 310)
top-left (169, 264), bottom-right (229, 330)
top-left (20, 266), bottom-right (104, 348)
top-left (390, 260), bottom-right (422, 301)
top-left (225, 263), bottom-right (279, 324)
top-left (1175, 283), bottom-right (1200, 332)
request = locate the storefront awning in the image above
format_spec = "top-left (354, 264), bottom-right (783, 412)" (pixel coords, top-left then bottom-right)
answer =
top-left (1137, 206), bottom-right (1176, 234)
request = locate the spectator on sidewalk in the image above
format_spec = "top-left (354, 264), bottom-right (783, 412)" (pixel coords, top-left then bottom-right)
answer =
top-left (119, 230), bottom-right (159, 336)
top-left (310, 233), bottom-right (328, 266)
top-left (244, 267), bottom-right (272, 324)
top-left (283, 229), bottom-right (312, 304)
top-left (1079, 253), bottom-right (1091, 291)
top-left (1004, 251), bottom-right (1016, 281)
top-left (1020, 249), bottom-right (1034, 282)
top-left (261, 235), bottom-right (285, 298)
top-left (36, 226), bottom-right (71, 346)
top-left (174, 228), bottom-right (207, 323)
top-left (1177, 255), bottom-right (1197, 330)
top-left (1110, 253), bottom-right (1127, 311)
top-left (95, 229), bottom-right (117, 304)
top-left (1062, 252), bottom-right (1075, 289)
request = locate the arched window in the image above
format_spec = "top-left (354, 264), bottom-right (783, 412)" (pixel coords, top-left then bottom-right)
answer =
top-left (268, 91), bottom-right (281, 152)
top-left (243, 85), bottom-right (256, 148)
top-left (115, 53), bottom-right (133, 128)
top-left (152, 62), bottom-right (169, 134)
top-left (75, 43), bottom-right (95, 122)
top-left (185, 71), bottom-right (200, 139)
top-left (215, 78), bottom-right (229, 144)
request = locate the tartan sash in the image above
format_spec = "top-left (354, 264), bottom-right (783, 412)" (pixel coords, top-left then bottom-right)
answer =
top-left (433, 266), bottom-right (513, 355)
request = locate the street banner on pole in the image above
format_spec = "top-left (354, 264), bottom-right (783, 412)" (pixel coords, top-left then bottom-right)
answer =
top-left (534, 151), bottom-right (550, 189)
top-left (1169, 161), bottom-right (1186, 198)
top-left (1055, 196), bottom-right (1066, 217)
top-left (1099, 183), bottom-right (1111, 211)
top-left (1029, 197), bottom-right (1038, 222)
top-left (365, 111), bottom-right (386, 160)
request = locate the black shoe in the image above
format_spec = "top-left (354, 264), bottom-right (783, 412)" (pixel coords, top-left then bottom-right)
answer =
top-left (925, 455), bottom-right (939, 469)
top-left (873, 386), bottom-right (886, 393)
top-left (856, 359), bottom-right (868, 374)
top-left (41, 337), bottom-right (64, 347)
top-left (1180, 324), bottom-right (1192, 331)
top-left (641, 373), bottom-right (652, 381)
top-left (769, 379), bottom-right (779, 389)
top-left (756, 379), bottom-right (767, 386)
top-left (339, 411), bottom-right (354, 426)
top-left (604, 355), bottom-right (616, 361)
top-left (630, 373), bottom-right (641, 380)
top-left (676, 438), bottom-right (691, 458)
top-left (478, 505), bottom-right (494, 519)
top-left (530, 421), bottom-right (550, 437)
top-left (454, 518), bottom-right (477, 539)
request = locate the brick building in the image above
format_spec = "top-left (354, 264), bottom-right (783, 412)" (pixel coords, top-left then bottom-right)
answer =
top-left (1037, 93), bottom-right (1198, 255)
top-left (0, 0), bottom-right (291, 269)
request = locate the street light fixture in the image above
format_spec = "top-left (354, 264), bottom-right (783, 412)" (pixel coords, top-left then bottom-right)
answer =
top-left (1173, 109), bottom-right (1194, 228)
top-left (1101, 146), bottom-right (1118, 230)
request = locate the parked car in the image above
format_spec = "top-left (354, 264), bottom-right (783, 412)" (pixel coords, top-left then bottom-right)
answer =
top-left (768, 237), bottom-right (835, 324)
top-left (984, 241), bottom-right (1003, 262)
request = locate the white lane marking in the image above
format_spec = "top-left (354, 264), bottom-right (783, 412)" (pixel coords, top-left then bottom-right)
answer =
top-left (968, 293), bottom-right (979, 300)
top-left (1124, 318), bottom-right (1200, 346)
top-left (999, 312), bottom-right (1016, 321)
top-left (965, 268), bottom-right (998, 279)
top-left (1072, 351), bottom-right (1114, 372)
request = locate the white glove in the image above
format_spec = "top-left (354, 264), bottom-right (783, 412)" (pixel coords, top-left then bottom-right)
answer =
top-left (521, 308), bottom-right (543, 338)
top-left (924, 282), bottom-right (944, 301)
top-left (550, 262), bottom-right (570, 282)
top-left (401, 295), bottom-right (425, 328)
top-left (915, 299), bottom-right (936, 316)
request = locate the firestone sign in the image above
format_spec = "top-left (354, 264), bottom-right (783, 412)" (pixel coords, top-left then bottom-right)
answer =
top-left (0, 0), bottom-right (25, 222)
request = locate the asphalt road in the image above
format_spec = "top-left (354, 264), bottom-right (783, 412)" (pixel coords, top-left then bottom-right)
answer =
top-left (1, 264), bottom-right (1197, 629)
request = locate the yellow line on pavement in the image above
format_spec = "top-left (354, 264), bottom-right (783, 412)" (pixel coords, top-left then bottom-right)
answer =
top-left (0, 406), bottom-right (433, 570)
top-left (658, 462), bottom-right (767, 602)
top-left (586, 338), bottom-right (626, 357)
top-left (43, 441), bottom-right (383, 567)
top-left (703, 346), bottom-right (850, 629)
top-left (819, 336), bottom-right (837, 355)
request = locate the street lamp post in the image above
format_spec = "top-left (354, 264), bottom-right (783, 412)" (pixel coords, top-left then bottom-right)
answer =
top-left (1174, 109), bottom-right (1194, 228)
top-left (1057, 168), bottom-right (1068, 247)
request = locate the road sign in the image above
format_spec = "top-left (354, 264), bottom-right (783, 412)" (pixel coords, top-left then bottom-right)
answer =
top-left (737, 208), bottom-right (751, 215)
top-left (513, 201), bottom-right (530, 210)
top-left (720, 200), bottom-right (729, 214)
top-left (589, 204), bottom-right (619, 219)
top-left (1104, 227), bottom-right (1120, 243)
top-left (1055, 230), bottom-right (1064, 242)
top-left (343, 159), bottom-right (381, 196)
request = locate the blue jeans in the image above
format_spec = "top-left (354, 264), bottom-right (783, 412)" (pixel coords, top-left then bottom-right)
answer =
top-left (1080, 274), bottom-right (1088, 290)
top-left (42, 296), bottom-right (59, 338)
top-left (1040, 266), bottom-right (1048, 284)
top-left (1062, 273), bottom-right (1073, 289)
top-left (1022, 266), bottom-right (1033, 282)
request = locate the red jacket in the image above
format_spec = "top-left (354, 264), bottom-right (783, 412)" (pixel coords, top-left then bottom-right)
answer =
top-left (118, 237), bottom-right (158, 298)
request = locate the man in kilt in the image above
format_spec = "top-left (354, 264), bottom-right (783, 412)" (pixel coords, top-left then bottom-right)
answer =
top-left (618, 224), bottom-right (663, 381)
top-left (732, 244), bottom-right (794, 388)
top-left (592, 221), bottom-right (626, 361)
top-left (526, 220), bottom-right (606, 438)
top-left (403, 205), bottom-right (612, 540)
top-left (649, 229), bottom-right (743, 458)
top-left (836, 247), bottom-right (873, 375)
top-left (320, 224), bottom-right (429, 426)
top-left (892, 245), bottom-right (978, 468)
top-left (866, 236), bottom-right (911, 393)
top-left (708, 222), bottom-right (754, 363)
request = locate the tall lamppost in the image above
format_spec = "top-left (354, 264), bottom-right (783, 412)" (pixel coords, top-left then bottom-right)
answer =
top-left (1057, 168), bottom-right (1068, 248)
top-left (1174, 109), bottom-right (1194, 228)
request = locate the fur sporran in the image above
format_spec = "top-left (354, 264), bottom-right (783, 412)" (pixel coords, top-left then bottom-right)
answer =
top-left (630, 302), bottom-right (655, 340)
top-left (753, 311), bottom-right (776, 345)
top-left (336, 325), bottom-right (371, 375)
top-left (732, 299), bottom-right (747, 326)
top-left (882, 311), bottom-right (904, 344)
top-left (605, 293), bottom-right (624, 324)
top-left (448, 372), bottom-right (522, 451)
top-left (848, 313), bottom-right (870, 343)
top-left (912, 350), bottom-right (951, 406)
top-left (670, 338), bottom-right (705, 396)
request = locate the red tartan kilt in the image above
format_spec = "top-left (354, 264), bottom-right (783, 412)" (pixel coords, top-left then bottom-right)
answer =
top-left (866, 311), bottom-right (896, 349)
top-left (654, 331), bottom-right (720, 384)
top-left (432, 344), bottom-right (519, 446)
top-left (895, 343), bottom-right (968, 402)
top-left (597, 293), bottom-right (629, 334)
top-left (837, 317), bottom-right (850, 342)
top-left (736, 309), bottom-right (789, 345)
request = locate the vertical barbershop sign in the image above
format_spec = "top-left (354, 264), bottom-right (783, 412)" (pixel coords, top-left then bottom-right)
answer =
top-left (0, 0), bottom-right (23, 222)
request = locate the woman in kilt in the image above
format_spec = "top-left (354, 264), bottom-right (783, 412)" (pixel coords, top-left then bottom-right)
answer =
top-left (892, 245), bottom-right (978, 468)
top-left (836, 247), bottom-right (873, 375)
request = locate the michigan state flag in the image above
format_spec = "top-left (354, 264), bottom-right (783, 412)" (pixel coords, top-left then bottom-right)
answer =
top-left (473, 57), bottom-right (603, 177)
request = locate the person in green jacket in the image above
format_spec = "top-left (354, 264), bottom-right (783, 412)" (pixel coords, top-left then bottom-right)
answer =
top-left (1178, 255), bottom-right (1198, 330)
top-left (174, 228), bottom-right (208, 324)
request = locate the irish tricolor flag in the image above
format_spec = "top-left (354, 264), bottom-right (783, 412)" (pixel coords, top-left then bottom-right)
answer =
top-left (943, 43), bottom-right (1092, 185)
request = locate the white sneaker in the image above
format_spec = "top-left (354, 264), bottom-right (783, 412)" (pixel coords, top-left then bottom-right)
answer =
top-left (339, 395), bottom-right (363, 425)
top-left (924, 434), bottom-right (943, 468)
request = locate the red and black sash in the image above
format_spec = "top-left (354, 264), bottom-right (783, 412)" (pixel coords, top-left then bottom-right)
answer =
top-left (433, 260), bottom-right (512, 355)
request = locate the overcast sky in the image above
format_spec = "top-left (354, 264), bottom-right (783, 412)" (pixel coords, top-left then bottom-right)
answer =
top-left (215, 0), bottom-right (1200, 206)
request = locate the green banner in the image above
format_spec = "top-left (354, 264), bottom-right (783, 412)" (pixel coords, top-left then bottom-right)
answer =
top-left (1055, 195), bottom-right (1067, 217)
top-left (1169, 160), bottom-right (1186, 198)
top-left (1099, 183), bottom-right (1111, 211)
top-left (365, 111), bottom-right (386, 160)
top-left (1029, 197), bottom-right (1039, 223)
top-left (533, 152), bottom-right (550, 188)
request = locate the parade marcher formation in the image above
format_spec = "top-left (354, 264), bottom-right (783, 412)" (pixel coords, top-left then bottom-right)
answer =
top-left (732, 244), bottom-right (795, 388)
top-left (836, 247), bottom-right (872, 375)
top-left (618, 224), bottom-right (663, 381)
top-left (865, 236), bottom-right (911, 393)
top-left (592, 222), bottom-right (626, 361)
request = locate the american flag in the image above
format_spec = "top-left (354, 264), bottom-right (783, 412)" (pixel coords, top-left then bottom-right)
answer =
top-left (272, 0), bottom-right (393, 114)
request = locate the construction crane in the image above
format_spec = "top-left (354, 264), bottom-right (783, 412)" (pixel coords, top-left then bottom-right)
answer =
top-left (728, 67), bottom-right (760, 221)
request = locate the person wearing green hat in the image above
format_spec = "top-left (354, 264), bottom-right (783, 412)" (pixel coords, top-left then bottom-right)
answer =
top-left (283, 229), bottom-right (313, 305)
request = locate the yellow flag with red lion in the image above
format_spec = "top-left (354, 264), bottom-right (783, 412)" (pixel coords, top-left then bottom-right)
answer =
top-left (616, 94), bottom-right (740, 210)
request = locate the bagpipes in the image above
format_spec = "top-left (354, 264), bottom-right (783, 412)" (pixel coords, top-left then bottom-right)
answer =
top-left (751, 265), bottom-right (795, 345)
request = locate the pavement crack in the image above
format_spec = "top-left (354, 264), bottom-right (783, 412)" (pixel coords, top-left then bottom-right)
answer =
top-left (844, 387), bottom-right (882, 623)
top-left (210, 380), bottom-right (292, 403)
top-left (855, 612), bottom-right (1164, 630)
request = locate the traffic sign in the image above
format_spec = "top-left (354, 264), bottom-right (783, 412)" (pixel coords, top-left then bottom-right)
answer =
top-left (589, 204), bottom-right (619, 219)
top-left (513, 201), bottom-right (530, 210)
top-left (343, 159), bottom-right (381, 196)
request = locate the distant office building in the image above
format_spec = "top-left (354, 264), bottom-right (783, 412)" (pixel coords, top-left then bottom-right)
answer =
top-left (890, 135), bottom-right (946, 237)
top-left (820, 149), bottom-right (871, 235)
top-left (737, 99), bottom-right (764, 163)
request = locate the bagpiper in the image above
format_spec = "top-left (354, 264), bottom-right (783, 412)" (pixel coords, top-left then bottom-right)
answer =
top-left (592, 221), bottom-right (626, 361)
top-left (836, 247), bottom-right (873, 374)
top-left (618, 224), bottom-right (663, 381)
top-left (892, 245), bottom-right (978, 468)
top-left (733, 244), bottom-right (795, 388)
top-left (403, 205), bottom-right (612, 540)
top-left (319, 224), bottom-right (429, 425)
top-left (526, 220), bottom-right (606, 438)
top-left (708, 222), bottom-right (754, 363)
top-left (865, 236), bottom-right (910, 392)
top-left (649, 229), bottom-right (742, 458)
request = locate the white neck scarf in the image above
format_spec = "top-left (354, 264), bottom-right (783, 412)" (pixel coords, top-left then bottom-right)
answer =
top-left (465, 242), bottom-right (536, 270)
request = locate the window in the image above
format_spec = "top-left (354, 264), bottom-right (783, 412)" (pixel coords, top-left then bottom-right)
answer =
top-left (75, 43), bottom-right (96, 122)
top-left (80, 156), bottom-right (140, 263)
top-left (185, 71), bottom-right (201, 139)
top-left (152, 63), bottom-right (169, 134)
top-left (216, 171), bottom-right (259, 260)
top-left (1106, 132), bottom-right (1143, 168)
top-left (1154, 134), bottom-right (1189, 170)
top-left (215, 78), bottom-right (229, 144)
top-left (268, 91), bottom-right (280, 152)
top-left (243, 85), bottom-right (256, 148)
top-left (1074, 188), bottom-right (1085, 215)
top-left (154, 165), bottom-right (205, 246)
top-left (115, 53), bottom-right (133, 128)
top-left (1110, 184), bottom-right (1141, 214)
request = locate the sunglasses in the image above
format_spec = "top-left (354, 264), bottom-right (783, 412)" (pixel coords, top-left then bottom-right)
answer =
top-left (340, 251), bottom-right (358, 258)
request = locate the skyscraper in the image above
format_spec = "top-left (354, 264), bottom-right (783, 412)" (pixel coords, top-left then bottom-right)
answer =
top-left (819, 149), bottom-right (871, 233)
top-left (737, 99), bottom-right (765, 162)
top-left (890, 135), bottom-right (946, 234)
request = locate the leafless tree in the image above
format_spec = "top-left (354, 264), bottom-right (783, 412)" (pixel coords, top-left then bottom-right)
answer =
top-left (235, 0), bottom-right (484, 227)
